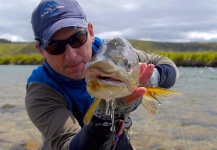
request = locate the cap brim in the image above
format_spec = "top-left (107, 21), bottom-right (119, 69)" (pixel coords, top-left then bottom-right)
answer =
top-left (41, 18), bottom-right (87, 49)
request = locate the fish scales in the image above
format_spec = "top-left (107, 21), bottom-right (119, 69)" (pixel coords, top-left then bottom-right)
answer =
top-left (84, 37), bottom-right (181, 125)
top-left (85, 37), bottom-right (139, 101)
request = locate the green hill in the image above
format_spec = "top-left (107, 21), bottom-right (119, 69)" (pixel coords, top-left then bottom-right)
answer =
top-left (0, 42), bottom-right (37, 56)
top-left (0, 39), bottom-right (12, 43)
top-left (1, 39), bottom-right (217, 56)
top-left (0, 39), bottom-right (217, 66)
top-left (129, 40), bottom-right (217, 52)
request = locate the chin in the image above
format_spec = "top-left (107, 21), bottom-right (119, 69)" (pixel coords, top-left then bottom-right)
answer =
top-left (64, 67), bottom-right (85, 79)
top-left (67, 72), bottom-right (85, 80)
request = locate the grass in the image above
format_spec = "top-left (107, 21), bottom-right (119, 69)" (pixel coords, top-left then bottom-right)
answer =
top-left (156, 51), bottom-right (217, 67)
top-left (0, 55), bottom-right (42, 65)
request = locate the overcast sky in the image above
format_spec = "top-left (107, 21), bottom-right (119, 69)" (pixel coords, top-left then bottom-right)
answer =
top-left (1, 0), bottom-right (217, 42)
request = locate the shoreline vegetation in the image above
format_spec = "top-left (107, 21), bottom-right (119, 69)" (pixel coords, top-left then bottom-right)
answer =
top-left (0, 39), bottom-right (217, 67)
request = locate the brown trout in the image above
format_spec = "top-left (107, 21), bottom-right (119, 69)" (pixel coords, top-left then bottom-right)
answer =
top-left (84, 37), bottom-right (180, 125)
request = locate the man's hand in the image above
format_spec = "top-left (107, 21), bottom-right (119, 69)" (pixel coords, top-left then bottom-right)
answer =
top-left (95, 63), bottom-right (155, 118)
top-left (124, 63), bottom-right (155, 104)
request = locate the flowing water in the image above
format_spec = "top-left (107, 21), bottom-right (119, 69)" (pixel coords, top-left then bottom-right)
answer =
top-left (0, 65), bottom-right (216, 150)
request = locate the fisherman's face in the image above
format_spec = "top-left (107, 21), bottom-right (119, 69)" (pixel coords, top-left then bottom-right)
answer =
top-left (42, 24), bottom-right (95, 79)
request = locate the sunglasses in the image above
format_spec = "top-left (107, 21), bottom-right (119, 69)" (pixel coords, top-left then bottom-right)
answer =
top-left (45, 29), bottom-right (88, 55)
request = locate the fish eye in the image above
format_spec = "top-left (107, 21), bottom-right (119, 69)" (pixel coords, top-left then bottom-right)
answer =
top-left (123, 58), bottom-right (128, 66)
top-left (123, 58), bottom-right (131, 70)
top-left (128, 63), bottom-right (131, 69)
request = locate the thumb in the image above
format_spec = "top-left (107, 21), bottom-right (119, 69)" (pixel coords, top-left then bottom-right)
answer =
top-left (124, 87), bottom-right (146, 105)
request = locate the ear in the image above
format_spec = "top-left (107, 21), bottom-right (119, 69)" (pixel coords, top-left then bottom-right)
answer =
top-left (87, 23), bottom-right (95, 42)
top-left (34, 42), bottom-right (45, 58)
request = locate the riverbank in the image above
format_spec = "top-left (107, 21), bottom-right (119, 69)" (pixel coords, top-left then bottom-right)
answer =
top-left (0, 50), bottom-right (217, 67)
top-left (1, 40), bottom-right (217, 67)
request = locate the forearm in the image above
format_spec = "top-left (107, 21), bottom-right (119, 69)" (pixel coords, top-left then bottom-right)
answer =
top-left (155, 64), bottom-right (177, 88)
top-left (70, 116), bottom-right (133, 150)
top-left (70, 116), bottom-right (116, 150)
top-left (69, 97), bottom-right (139, 150)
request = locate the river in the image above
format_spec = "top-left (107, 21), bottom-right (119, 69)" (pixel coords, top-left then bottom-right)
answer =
top-left (0, 65), bottom-right (216, 150)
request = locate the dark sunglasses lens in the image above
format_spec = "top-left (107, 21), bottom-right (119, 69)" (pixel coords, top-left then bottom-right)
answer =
top-left (46, 43), bottom-right (66, 55)
top-left (69, 31), bottom-right (87, 48)
top-left (45, 30), bottom-right (88, 55)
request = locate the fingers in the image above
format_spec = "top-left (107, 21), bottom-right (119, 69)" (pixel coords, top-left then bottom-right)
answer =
top-left (124, 87), bottom-right (146, 105)
top-left (139, 63), bottom-right (155, 86)
top-left (124, 63), bottom-right (155, 105)
top-left (139, 63), bottom-right (147, 76)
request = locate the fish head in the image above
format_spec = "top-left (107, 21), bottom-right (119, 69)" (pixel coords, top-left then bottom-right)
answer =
top-left (85, 37), bottom-right (139, 100)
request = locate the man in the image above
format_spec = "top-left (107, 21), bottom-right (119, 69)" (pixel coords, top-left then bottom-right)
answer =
top-left (25, 0), bottom-right (178, 149)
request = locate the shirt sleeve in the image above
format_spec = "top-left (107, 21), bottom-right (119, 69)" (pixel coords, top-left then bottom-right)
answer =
top-left (25, 82), bottom-right (131, 150)
top-left (25, 82), bottom-right (81, 150)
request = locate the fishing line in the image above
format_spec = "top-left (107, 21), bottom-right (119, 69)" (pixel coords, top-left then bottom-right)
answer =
top-left (173, 109), bottom-right (189, 150)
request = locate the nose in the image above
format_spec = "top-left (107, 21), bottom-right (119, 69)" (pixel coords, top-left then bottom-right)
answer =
top-left (65, 44), bottom-right (77, 60)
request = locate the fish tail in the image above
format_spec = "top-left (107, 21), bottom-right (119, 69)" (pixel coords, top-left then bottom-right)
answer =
top-left (141, 97), bottom-right (157, 115)
top-left (83, 98), bottom-right (101, 125)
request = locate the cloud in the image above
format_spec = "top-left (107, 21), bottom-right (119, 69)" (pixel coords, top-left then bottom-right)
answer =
top-left (1, 0), bottom-right (217, 42)
top-left (0, 34), bottom-right (26, 42)
top-left (188, 32), bottom-right (217, 41)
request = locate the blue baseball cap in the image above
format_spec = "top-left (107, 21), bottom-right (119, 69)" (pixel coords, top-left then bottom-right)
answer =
top-left (31, 0), bottom-right (87, 49)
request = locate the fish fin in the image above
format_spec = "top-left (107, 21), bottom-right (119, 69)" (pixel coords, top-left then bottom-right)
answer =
top-left (142, 97), bottom-right (157, 115)
top-left (147, 87), bottom-right (181, 97)
top-left (144, 87), bottom-right (181, 104)
top-left (83, 98), bottom-right (101, 125)
top-left (144, 91), bottom-right (162, 104)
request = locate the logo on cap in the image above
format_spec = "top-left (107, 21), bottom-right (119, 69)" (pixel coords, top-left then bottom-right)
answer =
top-left (41, 1), bottom-right (64, 17)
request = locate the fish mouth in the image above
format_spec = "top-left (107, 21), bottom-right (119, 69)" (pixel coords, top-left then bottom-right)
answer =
top-left (96, 74), bottom-right (124, 84)
top-left (86, 72), bottom-right (131, 100)
top-left (85, 68), bottom-right (127, 86)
